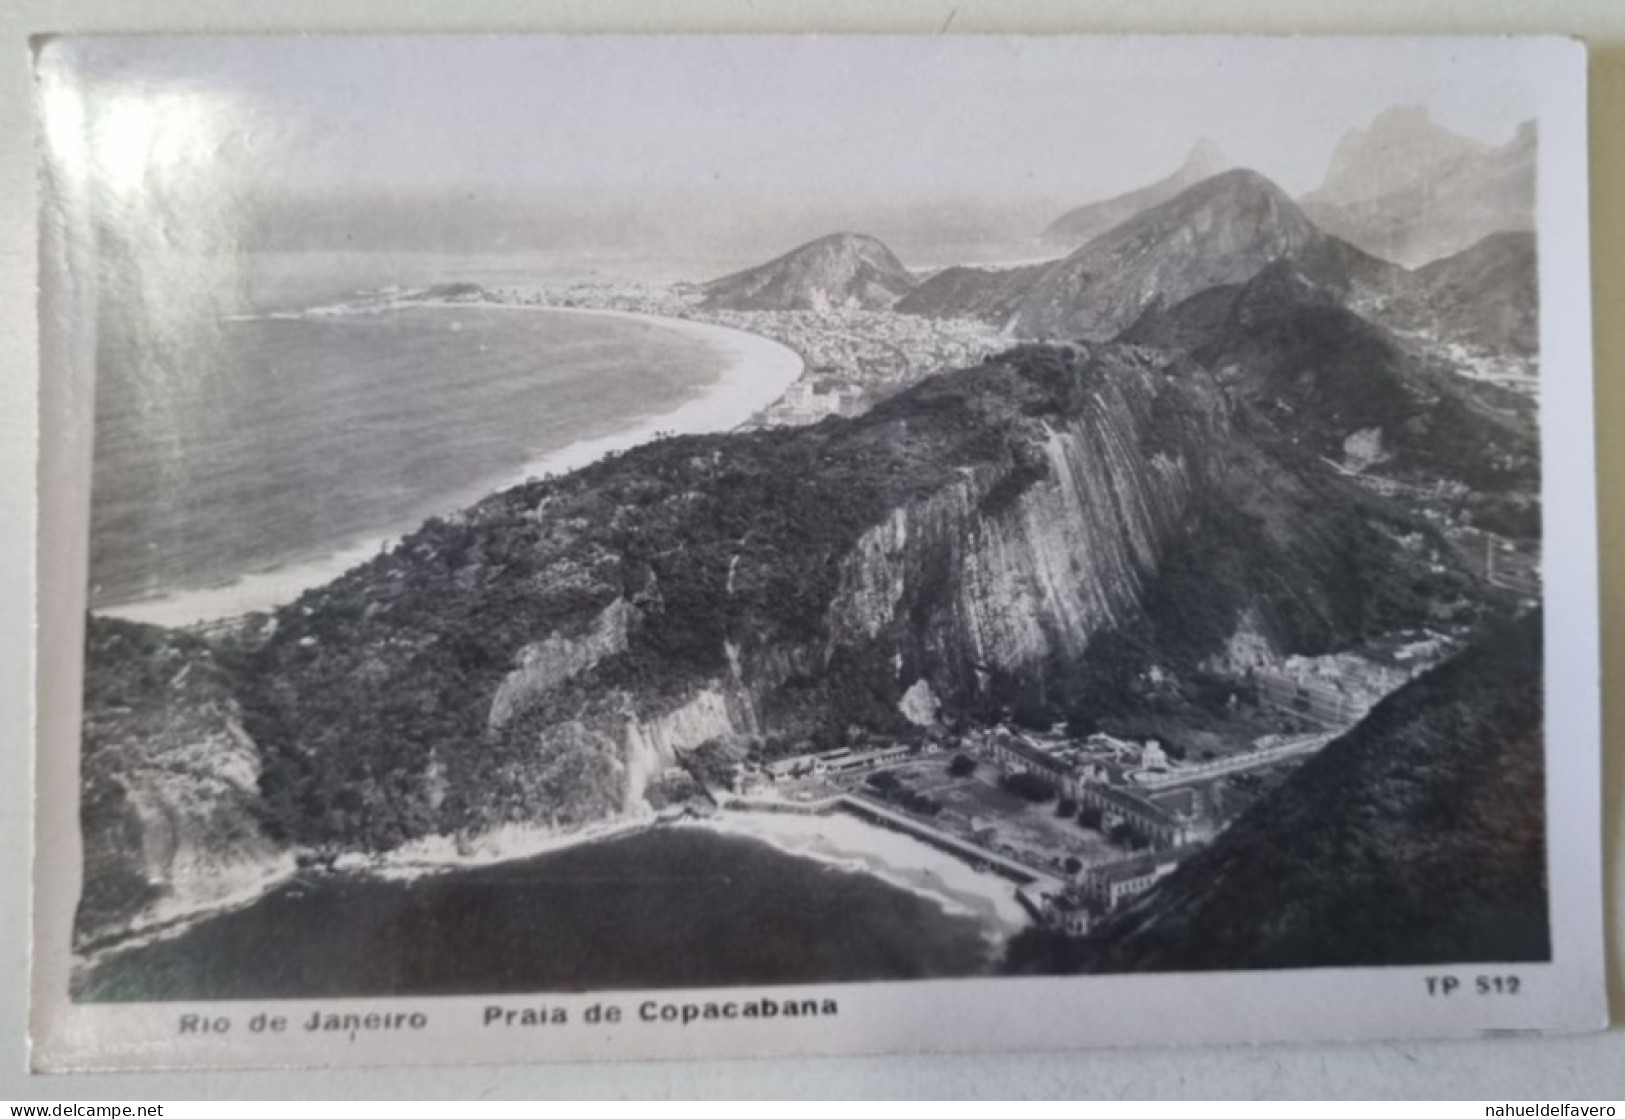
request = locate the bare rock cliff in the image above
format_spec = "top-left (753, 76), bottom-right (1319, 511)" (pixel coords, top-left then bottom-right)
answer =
top-left (78, 621), bottom-right (292, 948)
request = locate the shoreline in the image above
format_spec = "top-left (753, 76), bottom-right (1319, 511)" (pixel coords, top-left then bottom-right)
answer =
top-left (329, 800), bottom-right (1037, 947)
top-left (94, 303), bottom-right (803, 629)
top-left (344, 812), bottom-right (659, 880)
top-left (689, 807), bottom-right (1032, 942)
top-left (72, 816), bottom-right (658, 974)
top-left (72, 854), bottom-right (300, 979)
top-left (75, 802), bottom-right (1032, 972)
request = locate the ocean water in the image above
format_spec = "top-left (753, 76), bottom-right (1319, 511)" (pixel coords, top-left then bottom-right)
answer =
top-left (73, 829), bottom-right (993, 1001)
top-left (88, 301), bottom-right (725, 610)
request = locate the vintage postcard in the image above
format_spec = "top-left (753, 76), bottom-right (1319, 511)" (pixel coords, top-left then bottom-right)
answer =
top-left (29, 34), bottom-right (1605, 1070)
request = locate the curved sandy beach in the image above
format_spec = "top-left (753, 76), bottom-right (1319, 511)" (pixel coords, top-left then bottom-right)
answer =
top-left (375, 806), bottom-right (1033, 945)
top-left (694, 809), bottom-right (1033, 941)
top-left (366, 804), bottom-right (1032, 941)
top-left (97, 304), bottom-right (803, 628)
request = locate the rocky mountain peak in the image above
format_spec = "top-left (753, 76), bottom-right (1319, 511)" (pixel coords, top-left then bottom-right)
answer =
top-left (802, 231), bottom-right (895, 256)
top-left (1309, 105), bottom-right (1486, 206)
top-left (1010, 169), bottom-right (1329, 340)
top-left (927, 169), bottom-right (1373, 343)
top-left (1041, 141), bottom-right (1231, 248)
top-left (1181, 138), bottom-right (1228, 178)
top-left (1300, 108), bottom-right (1536, 266)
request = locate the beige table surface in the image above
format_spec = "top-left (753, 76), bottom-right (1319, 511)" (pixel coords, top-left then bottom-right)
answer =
top-left (1, 0), bottom-right (1620, 1099)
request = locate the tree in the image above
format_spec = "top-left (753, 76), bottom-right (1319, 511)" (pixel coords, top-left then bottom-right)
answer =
top-left (1056, 798), bottom-right (1078, 818)
top-left (947, 754), bottom-right (977, 778)
top-left (681, 740), bottom-right (738, 791)
top-left (866, 771), bottom-right (900, 792)
top-left (1063, 856), bottom-right (1083, 876)
top-left (1000, 772), bottom-right (1056, 803)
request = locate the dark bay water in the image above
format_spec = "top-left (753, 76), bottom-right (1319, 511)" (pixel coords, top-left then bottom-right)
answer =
top-left (73, 829), bottom-right (993, 1002)
top-left (89, 304), bottom-right (723, 609)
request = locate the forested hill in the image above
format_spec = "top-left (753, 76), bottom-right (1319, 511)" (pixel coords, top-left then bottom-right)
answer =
top-left (1390, 231), bottom-right (1538, 358)
top-left (1120, 262), bottom-right (1539, 493)
top-left (1008, 612), bottom-right (1548, 975)
top-left (128, 340), bottom-right (1462, 854)
top-left (700, 232), bottom-right (917, 311)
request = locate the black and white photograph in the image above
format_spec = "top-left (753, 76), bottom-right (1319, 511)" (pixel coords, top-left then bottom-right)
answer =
top-left (28, 33), bottom-right (1604, 1068)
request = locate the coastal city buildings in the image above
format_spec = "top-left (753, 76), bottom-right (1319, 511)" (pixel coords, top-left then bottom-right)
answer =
top-left (1079, 847), bottom-right (1197, 910)
top-left (759, 745), bottom-right (915, 783)
top-left (491, 281), bottom-right (1008, 428)
top-left (1254, 647), bottom-right (1453, 725)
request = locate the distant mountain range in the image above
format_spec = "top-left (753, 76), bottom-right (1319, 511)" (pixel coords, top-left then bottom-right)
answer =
top-left (1032, 107), bottom-right (1533, 270)
top-left (1300, 108), bottom-right (1535, 267)
top-left (700, 233), bottom-right (917, 312)
top-left (1042, 140), bottom-right (1229, 250)
top-left (899, 165), bottom-right (1537, 368)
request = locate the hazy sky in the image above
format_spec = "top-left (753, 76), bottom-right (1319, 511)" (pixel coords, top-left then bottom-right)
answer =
top-left (40, 34), bottom-right (1541, 208)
